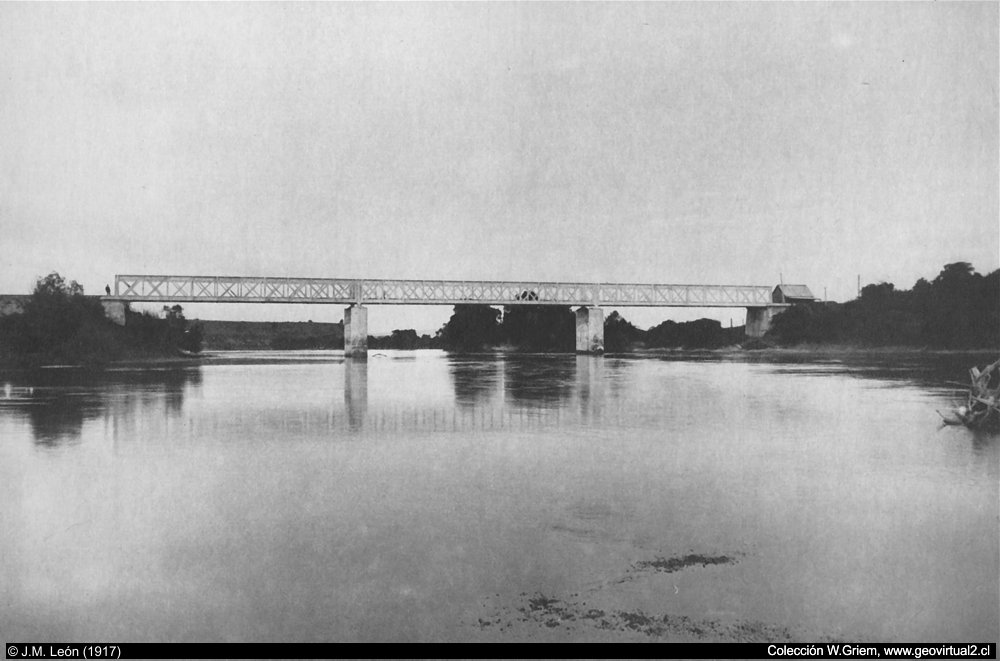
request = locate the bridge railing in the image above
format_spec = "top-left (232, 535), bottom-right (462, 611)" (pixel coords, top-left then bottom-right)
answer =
top-left (112, 275), bottom-right (773, 307)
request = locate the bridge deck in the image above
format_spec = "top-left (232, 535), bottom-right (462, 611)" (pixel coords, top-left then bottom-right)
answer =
top-left (110, 275), bottom-right (775, 307)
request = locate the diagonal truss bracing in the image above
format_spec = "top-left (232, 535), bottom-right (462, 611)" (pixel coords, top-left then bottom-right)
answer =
top-left (112, 275), bottom-right (773, 307)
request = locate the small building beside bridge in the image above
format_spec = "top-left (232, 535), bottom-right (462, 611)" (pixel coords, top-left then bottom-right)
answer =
top-left (772, 284), bottom-right (815, 304)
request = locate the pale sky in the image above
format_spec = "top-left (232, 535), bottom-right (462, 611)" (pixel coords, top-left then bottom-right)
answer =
top-left (1, 2), bottom-right (997, 333)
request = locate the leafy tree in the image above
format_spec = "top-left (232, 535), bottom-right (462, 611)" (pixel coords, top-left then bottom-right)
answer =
top-left (436, 305), bottom-right (501, 352)
top-left (21, 272), bottom-right (100, 355)
top-left (981, 270), bottom-right (1000, 348)
top-left (499, 303), bottom-right (575, 352)
top-left (604, 310), bottom-right (645, 352)
top-left (33, 272), bottom-right (84, 298)
top-left (647, 317), bottom-right (735, 348)
top-left (924, 262), bottom-right (983, 347)
top-left (180, 322), bottom-right (204, 353)
top-left (860, 282), bottom-right (895, 302)
top-left (369, 329), bottom-right (425, 350)
top-left (934, 261), bottom-right (976, 286)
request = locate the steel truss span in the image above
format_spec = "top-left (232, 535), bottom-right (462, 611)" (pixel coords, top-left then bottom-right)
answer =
top-left (112, 275), bottom-right (773, 307)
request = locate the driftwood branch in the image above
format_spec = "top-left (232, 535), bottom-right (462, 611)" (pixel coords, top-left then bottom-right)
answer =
top-left (938, 358), bottom-right (1000, 429)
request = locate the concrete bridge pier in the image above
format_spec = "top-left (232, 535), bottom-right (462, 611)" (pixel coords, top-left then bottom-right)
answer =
top-left (343, 305), bottom-right (368, 357)
top-left (101, 299), bottom-right (128, 326)
top-left (745, 306), bottom-right (777, 338)
top-left (575, 306), bottom-right (604, 354)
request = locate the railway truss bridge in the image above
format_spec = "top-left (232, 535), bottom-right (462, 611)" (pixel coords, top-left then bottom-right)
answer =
top-left (102, 274), bottom-right (791, 355)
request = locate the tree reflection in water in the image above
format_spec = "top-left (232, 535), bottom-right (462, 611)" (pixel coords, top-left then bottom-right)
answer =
top-left (501, 355), bottom-right (574, 409)
top-left (447, 354), bottom-right (609, 426)
top-left (449, 355), bottom-right (503, 410)
top-left (0, 367), bottom-right (202, 447)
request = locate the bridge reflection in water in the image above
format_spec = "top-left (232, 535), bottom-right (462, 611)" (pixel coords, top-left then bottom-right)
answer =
top-left (177, 355), bottom-right (619, 440)
top-left (180, 355), bottom-right (617, 438)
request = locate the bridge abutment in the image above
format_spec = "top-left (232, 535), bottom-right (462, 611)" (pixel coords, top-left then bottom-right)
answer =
top-left (575, 306), bottom-right (604, 354)
top-left (343, 305), bottom-right (368, 357)
top-left (745, 306), bottom-right (779, 338)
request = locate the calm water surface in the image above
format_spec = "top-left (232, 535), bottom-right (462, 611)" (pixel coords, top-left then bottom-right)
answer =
top-left (1, 351), bottom-right (997, 642)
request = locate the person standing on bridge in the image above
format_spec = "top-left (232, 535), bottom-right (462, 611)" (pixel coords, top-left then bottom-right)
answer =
top-left (105, 284), bottom-right (111, 296)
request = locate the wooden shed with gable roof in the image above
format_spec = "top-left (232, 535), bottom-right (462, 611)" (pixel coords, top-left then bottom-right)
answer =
top-left (772, 284), bottom-right (816, 304)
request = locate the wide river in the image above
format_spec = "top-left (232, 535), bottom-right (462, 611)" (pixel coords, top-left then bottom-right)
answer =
top-left (1, 351), bottom-right (997, 643)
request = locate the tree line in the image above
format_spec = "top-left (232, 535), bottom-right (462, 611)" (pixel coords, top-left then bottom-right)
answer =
top-left (434, 302), bottom-right (743, 352)
top-left (768, 262), bottom-right (998, 348)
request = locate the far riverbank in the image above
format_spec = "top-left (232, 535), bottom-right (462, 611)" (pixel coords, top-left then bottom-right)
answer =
top-left (630, 344), bottom-right (999, 358)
